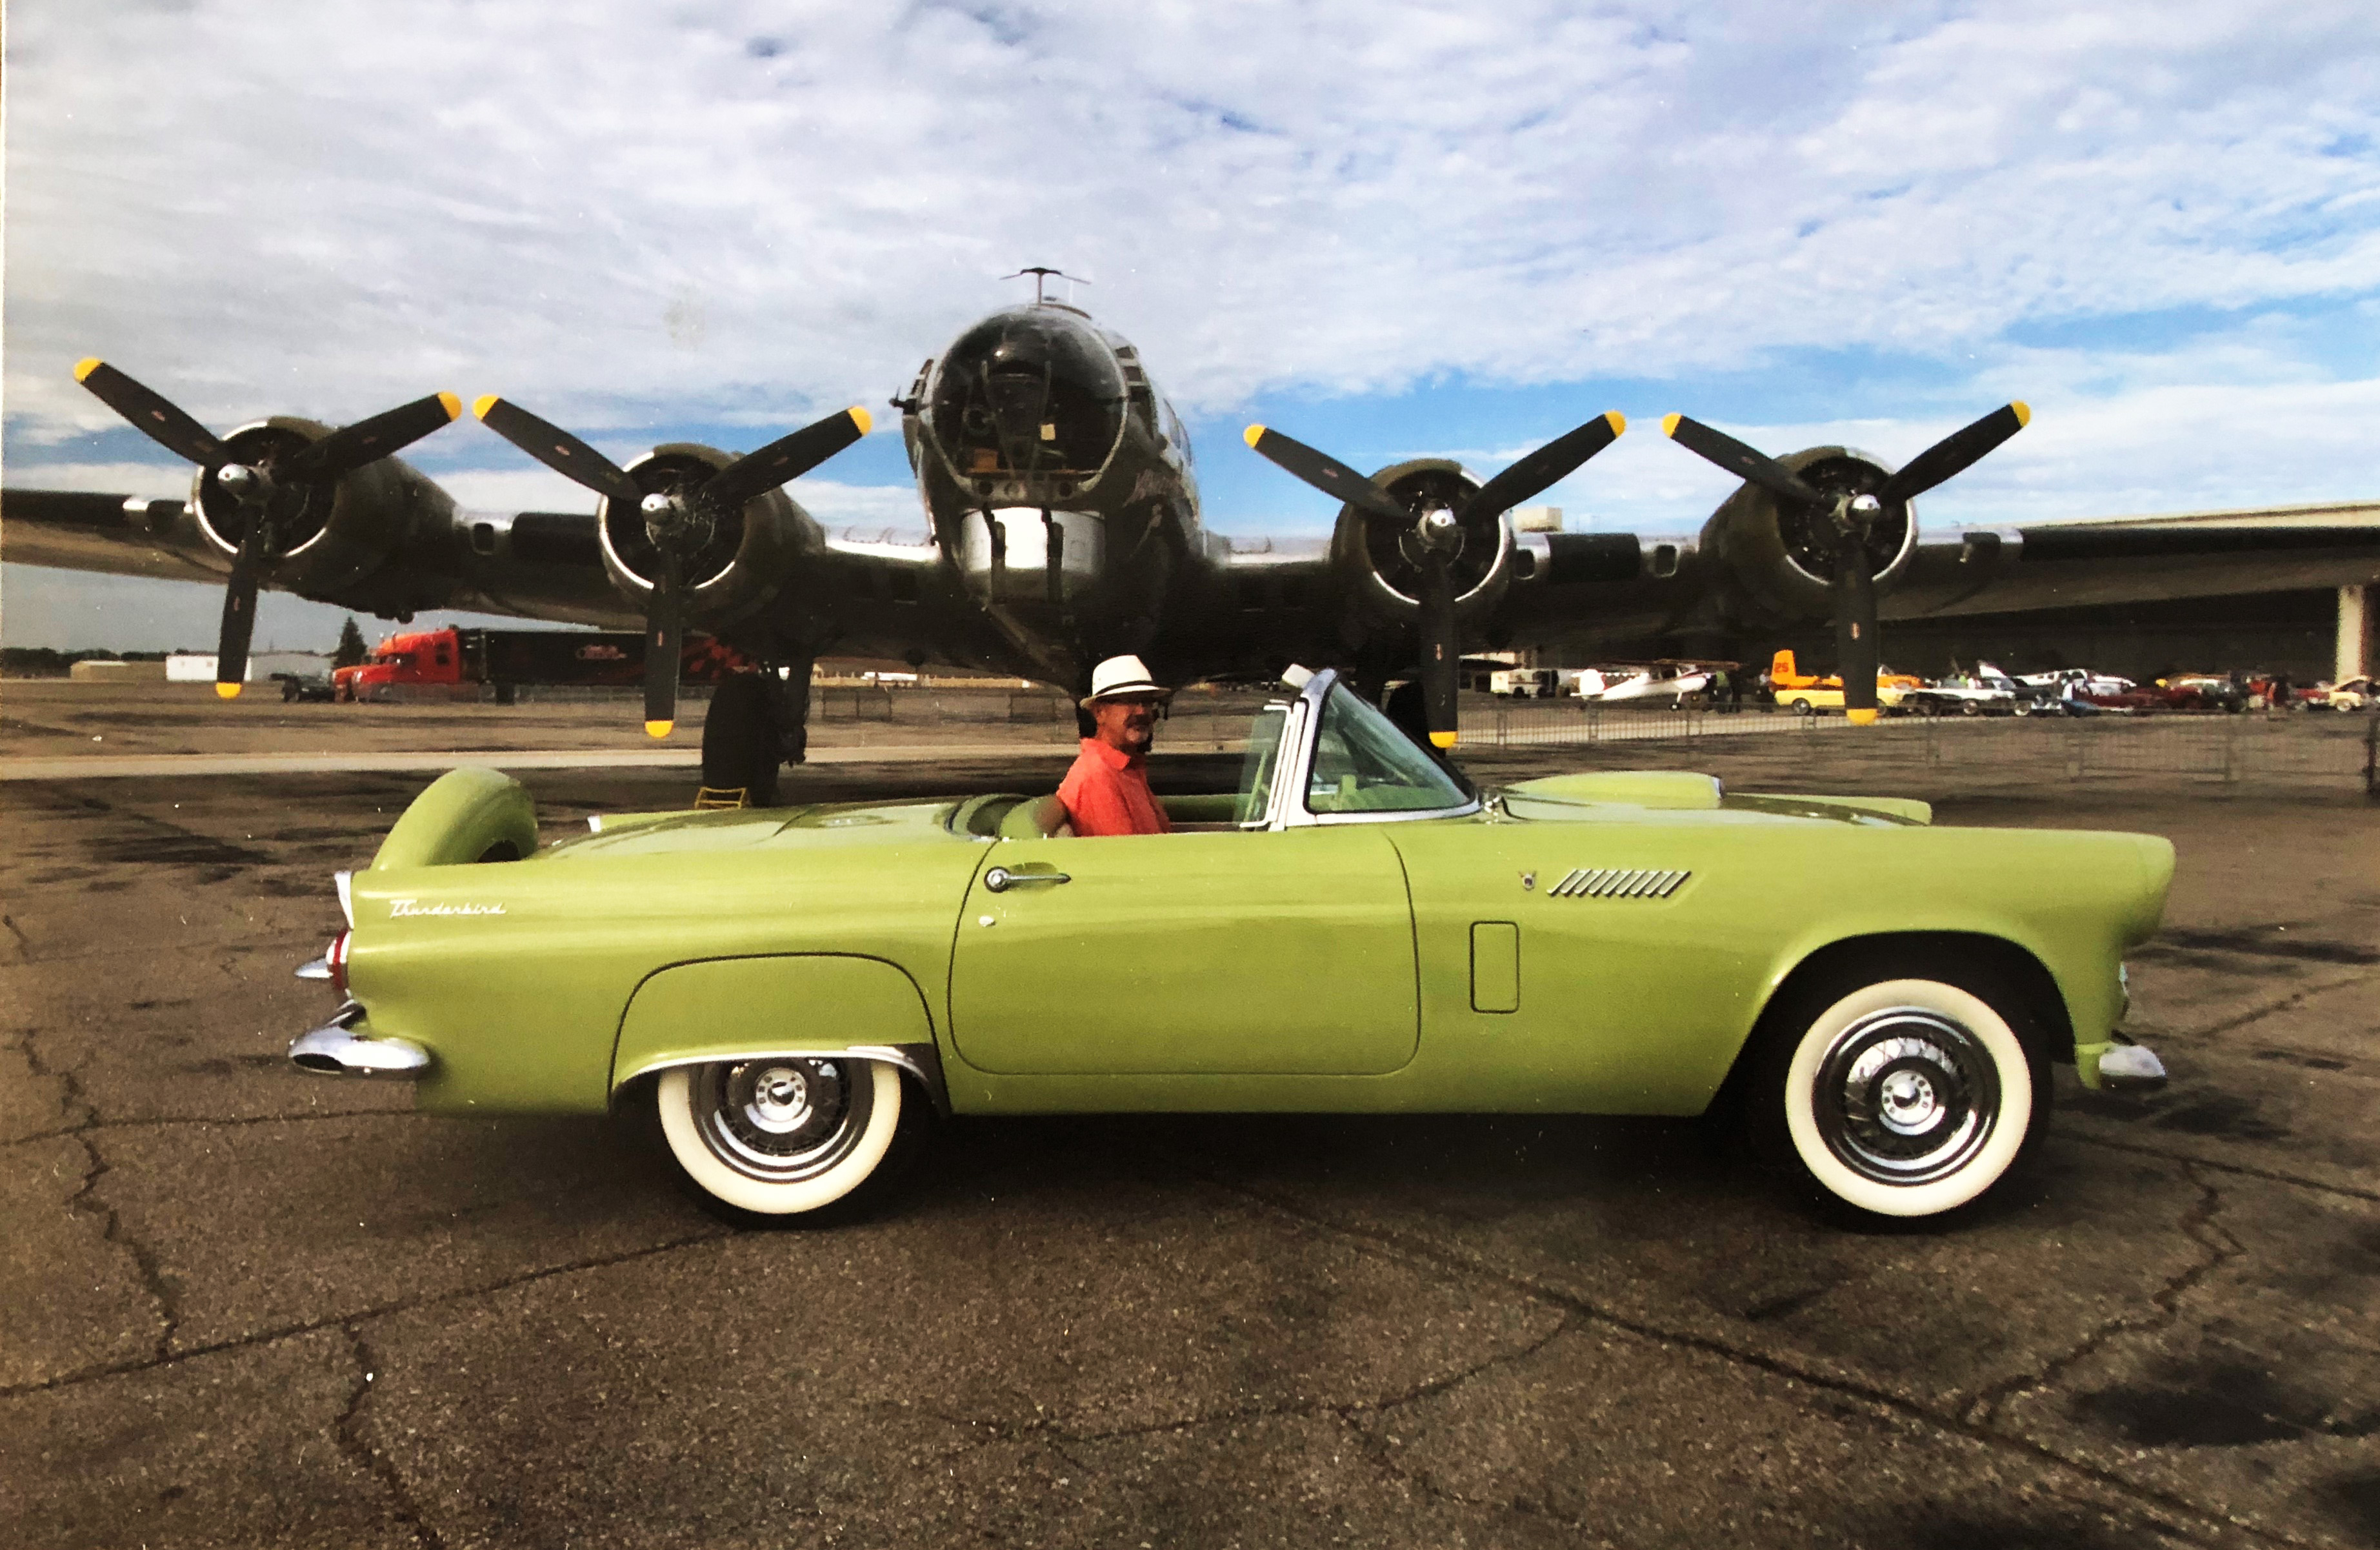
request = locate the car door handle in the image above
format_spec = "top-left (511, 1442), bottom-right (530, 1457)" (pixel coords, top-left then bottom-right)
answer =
top-left (983, 866), bottom-right (1070, 892)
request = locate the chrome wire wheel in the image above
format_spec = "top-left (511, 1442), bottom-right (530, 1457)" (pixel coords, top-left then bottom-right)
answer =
top-left (655, 1056), bottom-right (906, 1218)
top-left (1774, 976), bottom-right (2035, 1218)
top-left (1808, 1008), bottom-right (1999, 1188)
top-left (693, 1058), bottom-right (874, 1183)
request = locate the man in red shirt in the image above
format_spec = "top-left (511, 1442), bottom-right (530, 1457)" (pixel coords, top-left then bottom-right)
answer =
top-left (1056, 654), bottom-right (1174, 837)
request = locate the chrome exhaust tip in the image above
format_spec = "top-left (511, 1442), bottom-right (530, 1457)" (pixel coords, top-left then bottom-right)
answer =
top-left (290, 1002), bottom-right (432, 1078)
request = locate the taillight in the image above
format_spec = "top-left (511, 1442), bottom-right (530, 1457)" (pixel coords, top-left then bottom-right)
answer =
top-left (327, 930), bottom-right (351, 996)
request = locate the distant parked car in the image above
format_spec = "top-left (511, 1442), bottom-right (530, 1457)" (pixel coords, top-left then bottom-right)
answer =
top-left (1902, 671), bottom-right (2018, 716)
top-left (275, 673), bottom-right (337, 703)
top-left (2319, 676), bottom-right (2372, 712)
top-left (2146, 676), bottom-right (2246, 714)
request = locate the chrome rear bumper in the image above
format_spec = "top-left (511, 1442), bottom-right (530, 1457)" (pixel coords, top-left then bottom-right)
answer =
top-left (289, 1002), bottom-right (432, 1079)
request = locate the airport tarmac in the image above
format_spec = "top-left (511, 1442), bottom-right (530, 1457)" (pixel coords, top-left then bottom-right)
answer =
top-left (3, 685), bottom-right (2376, 1548)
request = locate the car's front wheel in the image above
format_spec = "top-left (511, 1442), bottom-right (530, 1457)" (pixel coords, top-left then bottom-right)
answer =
top-left (1754, 973), bottom-right (2043, 1219)
top-left (649, 1056), bottom-right (925, 1225)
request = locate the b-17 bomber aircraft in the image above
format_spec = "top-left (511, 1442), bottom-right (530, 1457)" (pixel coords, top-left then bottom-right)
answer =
top-left (10, 281), bottom-right (2380, 761)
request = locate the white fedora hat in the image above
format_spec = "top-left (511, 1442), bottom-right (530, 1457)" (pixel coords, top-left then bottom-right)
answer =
top-left (1079, 654), bottom-right (1173, 708)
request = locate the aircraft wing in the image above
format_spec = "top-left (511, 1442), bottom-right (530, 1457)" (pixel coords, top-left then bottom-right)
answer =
top-left (1, 485), bottom-right (643, 628)
top-left (1887, 501), bottom-right (2380, 619)
top-left (1471, 502), bottom-right (2380, 660)
top-left (1, 489), bottom-right (229, 585)
top-left (1, 482), bottom-right (1036, 670)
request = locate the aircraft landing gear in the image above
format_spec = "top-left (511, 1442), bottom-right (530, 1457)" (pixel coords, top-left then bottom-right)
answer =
top-left (699, 658), bottom-right (812, 809)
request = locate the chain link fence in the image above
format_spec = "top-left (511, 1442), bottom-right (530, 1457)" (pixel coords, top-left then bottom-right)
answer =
top-left (1475, 698), bottom-right (2379, 792)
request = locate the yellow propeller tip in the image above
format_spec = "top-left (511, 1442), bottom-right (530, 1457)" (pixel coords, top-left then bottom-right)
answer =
top-left (1243, 425), bottom-right (1266, 448)
top-left (471, 394), bottom-right (501, 421)
top-left (74, 357), bottom-right (104, 383)
top-left (215, 682), bottom-right (243, 700)
top-left (645, 720), bottom-right (674, 740)
top-left (1429, 730), bottom-right (1459, 749)
top-left (1660, 413), bottom-right (1682, 438)
top-left (437, 391), bottom-right (462, 421)
top-left (1605, 410), bottom-right (1627, 436)
top-left (1845, 707), bottom-right (1879, 727)
top-left (2011, 401), bottom-right (2032, 428)
top-left (848, 405), bottom-right (873, 436)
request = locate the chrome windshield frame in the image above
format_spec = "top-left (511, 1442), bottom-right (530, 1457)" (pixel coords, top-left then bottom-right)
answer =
top-left (1270, 668), bottom-right (1483, 830)
top-left (1237, 698), bottom-right (1305, 830)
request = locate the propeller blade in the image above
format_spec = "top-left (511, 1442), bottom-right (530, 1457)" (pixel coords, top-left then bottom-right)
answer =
top-left (704, 407), bottom-right (873, 512)
top-left (1419, 557), bottom-right (1461, 749)
top-left (74, 359), bottom-right (229, 468)
top-left (1660, 414), bottom-right (1827, 507)
top-left (1875, 402), bottom-right (2030, 505)
top-left (214, 543), bottom-right (265, 700)
top-left (287, 392), bottom-right (463, 480)
top-left (1460, 412), bottom-right (1626, 521)
top-left (472, 396), bottom-right (644, 506)
top-left (643, 549), bottom-right (683, 738)
top-left (1242, 425), bottom-right (1412, 525)
top-left (1835, 542), bottom-right (1882, 725)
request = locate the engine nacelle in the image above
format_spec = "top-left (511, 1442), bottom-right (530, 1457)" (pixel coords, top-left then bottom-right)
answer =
top-left (190, 417), bottom-right (455, 596)
top-left (1330, 458), bottom-right (1515, 630)
top-left (595, 443), bottom-right (821, 627)
top-left (1697, 445), bottom-right (1917, 618)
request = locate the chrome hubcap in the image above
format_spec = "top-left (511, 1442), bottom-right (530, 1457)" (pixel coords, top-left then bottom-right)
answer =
top-left (1813, 1008), bottom-right (2000, 1186)
top-left (691, 1058), bottom-right (874, 1183)
top-left (1877, 1068), bottom-right (1939, 1132)
top-left (747, 1067), bottom-right (815, 1131)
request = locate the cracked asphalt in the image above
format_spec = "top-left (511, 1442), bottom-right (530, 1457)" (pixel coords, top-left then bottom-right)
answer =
top-left (2, 707), bottom-right (2375, 1548)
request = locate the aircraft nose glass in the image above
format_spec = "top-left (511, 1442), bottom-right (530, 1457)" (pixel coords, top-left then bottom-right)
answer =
top-left (931, 309), bottom-right (1126, 482)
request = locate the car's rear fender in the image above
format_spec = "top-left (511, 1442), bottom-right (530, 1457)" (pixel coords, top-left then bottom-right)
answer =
top-left (608, 954), bottom-right (951, 1114)
top-left (370, 767), bottom-right (538, 867)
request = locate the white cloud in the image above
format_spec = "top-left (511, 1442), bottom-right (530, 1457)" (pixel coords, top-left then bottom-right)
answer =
top-left (9, 2), bottom-right (2374, 425)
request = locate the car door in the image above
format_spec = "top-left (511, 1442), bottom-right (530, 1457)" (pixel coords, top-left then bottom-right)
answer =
top-left (946, 825), bottom-right (1418, 1076)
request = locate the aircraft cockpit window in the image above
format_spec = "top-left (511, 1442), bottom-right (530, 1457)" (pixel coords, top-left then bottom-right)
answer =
top-left (930, 307), bottom-right (1126, 481)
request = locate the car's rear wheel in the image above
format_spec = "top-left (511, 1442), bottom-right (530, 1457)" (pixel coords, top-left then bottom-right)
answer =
top-left (1789, 698), bottom-right (1815, 716)
top-left (1753, 972), bottom-right (2043, 1219)
top-left (650, 1056), bottom-right (924, 1225)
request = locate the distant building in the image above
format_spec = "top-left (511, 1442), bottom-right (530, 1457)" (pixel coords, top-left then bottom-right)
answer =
top-left (163, 650), bottom-right (333, 683)
top-left (68, 659), bottom-right (168, 682)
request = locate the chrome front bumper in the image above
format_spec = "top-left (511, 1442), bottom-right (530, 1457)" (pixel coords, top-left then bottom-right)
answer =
top-left (289, 1001), bottom-right (432, 1079)
top-left (2097, 1042), bottom-right (2168, 1093)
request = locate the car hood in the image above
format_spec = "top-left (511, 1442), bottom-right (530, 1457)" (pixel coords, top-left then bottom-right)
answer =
top-left (1499, 772), bottom-right (1930, 827)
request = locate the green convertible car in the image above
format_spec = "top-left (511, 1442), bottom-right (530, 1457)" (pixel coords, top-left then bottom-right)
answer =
top-left (292, 666), bottom-right (2174, 1223)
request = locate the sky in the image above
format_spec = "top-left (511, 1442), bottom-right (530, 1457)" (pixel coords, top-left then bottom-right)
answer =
top-left (5, 0), bottom-right (2376, 650)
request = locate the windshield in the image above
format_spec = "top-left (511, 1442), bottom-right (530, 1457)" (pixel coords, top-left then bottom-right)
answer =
top-left (1306, 684), bottom-right (1470, 815)
top-left (1235, 705), bottom-right (1290, 825)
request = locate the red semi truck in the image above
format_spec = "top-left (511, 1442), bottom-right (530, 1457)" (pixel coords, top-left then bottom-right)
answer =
top-left (332, 627), bottom-right (750, 701)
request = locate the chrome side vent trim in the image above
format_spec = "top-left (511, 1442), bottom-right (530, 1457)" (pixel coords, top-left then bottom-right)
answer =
top-left (1547, 867), bottom-right (1691, 900)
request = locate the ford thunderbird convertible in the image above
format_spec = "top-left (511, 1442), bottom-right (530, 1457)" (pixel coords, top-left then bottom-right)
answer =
top-left (291, 666), bottom-right (2174, 1223)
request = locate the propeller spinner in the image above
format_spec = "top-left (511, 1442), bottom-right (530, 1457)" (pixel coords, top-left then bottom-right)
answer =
top-left (1662, 404), bottom-right (2028, 724)
top-left (1245, 412), bottom-right (1626, 748)
top-left (72, 360), bottom-right (461, 698)
top-left (472, 398), bottom-right (872, 736)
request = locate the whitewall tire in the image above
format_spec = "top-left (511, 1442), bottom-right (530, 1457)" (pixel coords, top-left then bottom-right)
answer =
top-left (655, 1057), bottom-right (908, 1221)
top-left (1768, 977), bottom-right (2038, 1219)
